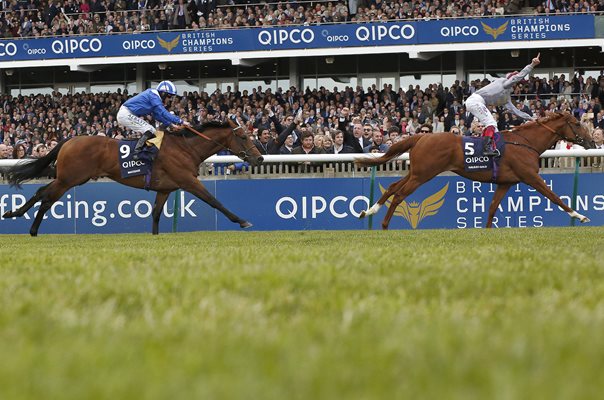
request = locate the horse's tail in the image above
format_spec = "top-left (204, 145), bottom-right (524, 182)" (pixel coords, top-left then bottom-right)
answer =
top-left (5, 138), bottom-right (71, 188)
top-left (355, 134), bottom-right (423, 167)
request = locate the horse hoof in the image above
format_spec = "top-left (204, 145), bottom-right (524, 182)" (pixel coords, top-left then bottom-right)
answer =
top-left (240, 221), bottom-right (253, 229)
top-left (2, 211), bottom-right (13, 219)
top-left (359, 211), bottom-right (366, 219)
top-left (30, 231), bottom-right (38, 237)
top-left (580, 217), bottom-right (591, 223)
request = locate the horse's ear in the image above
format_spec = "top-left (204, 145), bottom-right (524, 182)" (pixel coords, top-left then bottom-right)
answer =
top-left (226, 116), bottom-right (238, 130)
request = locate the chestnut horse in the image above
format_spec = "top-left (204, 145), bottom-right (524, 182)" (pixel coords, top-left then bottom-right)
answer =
top-left (3, 119), bottom-right (263, 236)
top-left (357, 112), bottom-right (594, 229)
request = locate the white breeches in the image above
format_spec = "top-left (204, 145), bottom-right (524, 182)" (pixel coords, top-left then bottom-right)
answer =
top-left (117, 106), bottom-right (156, 134)
top-left (465, 94), bottom-right (497, 129)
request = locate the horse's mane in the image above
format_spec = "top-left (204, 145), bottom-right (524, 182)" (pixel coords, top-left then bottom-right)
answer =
top-left (510, 112), bottom-right (566, 133)
top-left (174, 120), bottom-right (230, 137)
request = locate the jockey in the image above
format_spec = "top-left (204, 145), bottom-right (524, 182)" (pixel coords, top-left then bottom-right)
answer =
top-left (465, 53), bottom-right (540, 156)
top-left (117, 80), bottom-right (189, 160)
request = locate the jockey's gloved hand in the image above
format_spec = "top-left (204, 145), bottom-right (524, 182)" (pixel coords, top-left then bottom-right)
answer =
top-left (182, 120), bottom-right (191, 126)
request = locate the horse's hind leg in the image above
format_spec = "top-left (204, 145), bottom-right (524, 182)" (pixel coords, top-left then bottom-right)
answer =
top-left (181, 180), bottom-right (251, 228)
top-left (487, 184), bottom-right (512, 228)
top-left (522, 173), bottom-right (590, 223)
top-left (2, 183), bottom-right (50, 219)
top-left (360, 175), bottom-right (410, 219)
top-left (29, 180), bottom-right (73, 237)
top-left (152, 191), bottom-right (171, 235)
top-left (382, 177), bottom-right (425, 230)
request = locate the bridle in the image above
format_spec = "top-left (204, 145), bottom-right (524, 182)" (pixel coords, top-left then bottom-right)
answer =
top-left (184, 123), bottom-right (258, 161)
top-left (536, 115), bottom-right (587, 147)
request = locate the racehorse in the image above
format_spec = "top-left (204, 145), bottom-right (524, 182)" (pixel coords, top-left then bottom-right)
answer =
top-left (3, 118), bottom-right (264, 236)
top-left (356, 112), bottom-right (594, 229)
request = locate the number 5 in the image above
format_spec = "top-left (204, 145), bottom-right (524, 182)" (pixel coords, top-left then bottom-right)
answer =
top-left (464, 142), bottom-right (474, 156)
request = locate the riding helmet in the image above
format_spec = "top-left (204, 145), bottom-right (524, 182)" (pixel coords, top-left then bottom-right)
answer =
top-left (156, 81), bottom-right (177, 96)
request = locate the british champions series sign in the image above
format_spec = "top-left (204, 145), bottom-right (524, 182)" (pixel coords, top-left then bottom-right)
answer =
top-left (0, 15), bottom-right (594, 62)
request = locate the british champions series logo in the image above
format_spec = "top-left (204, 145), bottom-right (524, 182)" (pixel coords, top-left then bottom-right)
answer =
top-left (158, 35), bottom-right (180, 52)
top-left (379, 183), bottom-right (449, 229)
top-left (481, 21), bottom-right (508, 39)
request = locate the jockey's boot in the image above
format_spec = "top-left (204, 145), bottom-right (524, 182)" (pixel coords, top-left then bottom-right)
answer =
top-left (482, 126), bottom-right (499, 157)
top-left (132, 131), bottom-right (154, 161)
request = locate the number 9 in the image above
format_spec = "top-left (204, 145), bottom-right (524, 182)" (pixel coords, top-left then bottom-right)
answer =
top-left (120, 144), bottom-right (130, 159)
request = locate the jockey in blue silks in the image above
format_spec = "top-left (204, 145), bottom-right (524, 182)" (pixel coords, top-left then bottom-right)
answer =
top-left (117, 80), bottom-right (189, 160)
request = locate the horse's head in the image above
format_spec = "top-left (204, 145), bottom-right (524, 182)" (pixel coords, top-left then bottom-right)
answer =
top-left (535, 112), bottom-right (594, 149)
top-left (556, 112), bottom-right (594, 149)
top-left (225, 117), bottom-right (264, 166)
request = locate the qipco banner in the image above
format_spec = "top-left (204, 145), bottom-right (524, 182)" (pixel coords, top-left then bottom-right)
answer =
top-left (1, 174), bottom-right (603, 234)
top-left (0, 15), bottom-right (594, 62)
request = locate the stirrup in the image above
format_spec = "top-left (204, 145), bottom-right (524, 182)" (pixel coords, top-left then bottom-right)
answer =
top-left (483, 148), bottom-right (500, 157)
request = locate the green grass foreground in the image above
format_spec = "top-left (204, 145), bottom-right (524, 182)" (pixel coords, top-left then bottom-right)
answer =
top-left (1, 228), bottom-right (604, 400)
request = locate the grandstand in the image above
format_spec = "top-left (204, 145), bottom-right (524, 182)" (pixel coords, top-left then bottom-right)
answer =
top-left (0, 2), bottom-right (603, 176)
top-left (1, 2), bottom-right (604, 161)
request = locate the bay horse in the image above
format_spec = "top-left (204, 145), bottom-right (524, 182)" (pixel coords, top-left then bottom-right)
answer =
top-left (3, 118), bottom-right (263, 236)
top-left (357, 112), bottom-right (594, 229)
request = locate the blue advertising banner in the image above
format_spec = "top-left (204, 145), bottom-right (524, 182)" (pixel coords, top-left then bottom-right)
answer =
top-left (0, 15), bottom-right (594, 62)
top-left (417, 15), bottom-right (594, 44)
top-left (1, 174), bottom-right (603, 234)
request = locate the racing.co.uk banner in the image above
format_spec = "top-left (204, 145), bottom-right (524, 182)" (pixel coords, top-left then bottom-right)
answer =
top-left (0, 15), bottom-right (594, 62)
top-left (0, 173), bottom-right (603, 234)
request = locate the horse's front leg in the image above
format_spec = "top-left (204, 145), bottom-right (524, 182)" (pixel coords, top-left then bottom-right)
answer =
top-left (486, 184), bottom-right (512, 228)
top-left (151, 191), bottom-right (171, 235)
top-left (522, 173), bottom-right (590, 223)
top-left (180, 179), bottom-right (252, 228)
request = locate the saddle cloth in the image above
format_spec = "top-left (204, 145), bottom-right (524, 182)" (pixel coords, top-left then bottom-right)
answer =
top-left (462, 132), bottom-right (506, 172)
top-left (118, 130), bottom-right (164, 179)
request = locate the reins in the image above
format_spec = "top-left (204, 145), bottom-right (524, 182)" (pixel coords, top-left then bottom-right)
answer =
top-left (184, 124), bottom-right (257, 161)
top-left (504, 116), bottom-right (576, 155)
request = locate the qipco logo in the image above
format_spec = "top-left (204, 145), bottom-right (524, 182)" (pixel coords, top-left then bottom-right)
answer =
top-left (122, 39), bottom-right (156, 50)
top-left (0, 42), bottom-right (18, 57)
top-left (258, 28), bottom-right (314, 46)
top-left (51, 38), bottom-right (103, 54)
top-left (440, 25), bottom-right (479, 37)
top-left (27, 48), bottom-right (46, 55)
top-left (321, 30), bottom-right (349, 43)
top-left (356, 24), bottom-right (415, 42)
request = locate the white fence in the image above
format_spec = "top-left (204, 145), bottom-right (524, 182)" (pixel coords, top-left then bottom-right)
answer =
top-left (2, 149), bottom-right (604, 168)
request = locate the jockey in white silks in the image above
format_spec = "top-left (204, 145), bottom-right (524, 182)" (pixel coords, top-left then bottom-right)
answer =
top-left (465, 53), bottom-right (541, 156)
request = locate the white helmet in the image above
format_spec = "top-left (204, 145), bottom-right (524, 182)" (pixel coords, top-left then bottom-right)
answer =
top-left (156, 80), bottom-right (177, 95)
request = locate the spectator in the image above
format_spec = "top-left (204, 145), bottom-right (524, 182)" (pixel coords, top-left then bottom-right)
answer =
top-left (418, 124), bottom-right (433, 134)
top-left (363, 127), bottom-right (388, 152)
top-left (12, 143), bottom-right (27, 159)
top-left (292, 131), bottom-right (323, 154)
top-left (326, 130), bottom-right (355, 154)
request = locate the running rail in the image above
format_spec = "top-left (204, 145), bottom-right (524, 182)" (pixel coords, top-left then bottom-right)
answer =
top-left (1, 149), bottom-right (604, 167)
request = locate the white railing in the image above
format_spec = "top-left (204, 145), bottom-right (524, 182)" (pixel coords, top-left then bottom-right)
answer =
top-left (2, 149), bottom-right (604, 168)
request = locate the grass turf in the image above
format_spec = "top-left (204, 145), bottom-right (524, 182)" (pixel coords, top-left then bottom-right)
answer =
top-left (1, 228), bottom-right (603, 400)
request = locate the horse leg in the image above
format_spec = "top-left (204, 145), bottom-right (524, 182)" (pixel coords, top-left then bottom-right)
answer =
top-left (181, 180), bottom-right (252, 228)
top-left (29, 181), bottom-right (72, 237)
top-left (381, 177), bottom-right (424, 230)
top-left (487, 184), bottom-right (512, 228)
top-left (2, 183), bottom-right (50, 219)
top-left (360, 175), bottom-right (410, 219)
top-left (152, 191), bottom-right (170, 235)
top-left (523, 173), bottom-right (590, 223)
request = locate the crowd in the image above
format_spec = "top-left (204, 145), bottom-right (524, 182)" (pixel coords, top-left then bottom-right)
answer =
top-left (1, 0), bottom-right (604, 39)
top-left (2, 71), bottom-right (604, 162)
